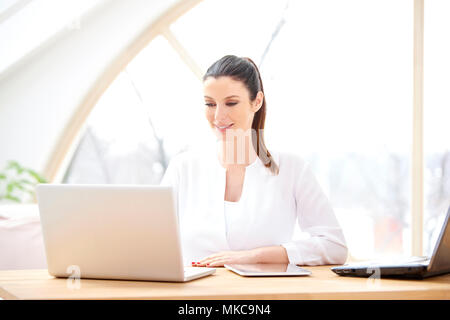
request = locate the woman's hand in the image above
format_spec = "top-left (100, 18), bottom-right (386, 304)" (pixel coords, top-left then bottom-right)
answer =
top-left (192, 246), bottom-right (289, 267)
top-left (192, 249), bottom-right (258, 267)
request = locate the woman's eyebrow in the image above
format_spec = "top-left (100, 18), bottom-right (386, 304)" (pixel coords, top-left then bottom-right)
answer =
top-left (204, 95), bottom-right (240, 100)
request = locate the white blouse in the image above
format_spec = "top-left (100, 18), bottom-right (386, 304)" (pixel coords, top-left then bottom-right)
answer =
top-left (224, 200), bottom-right (242, 246)
top-left (160, 147), bottom-right (348, 267)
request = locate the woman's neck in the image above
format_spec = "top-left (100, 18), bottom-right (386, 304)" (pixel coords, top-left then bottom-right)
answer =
top-left (217, 138), bottom-right (258, 170)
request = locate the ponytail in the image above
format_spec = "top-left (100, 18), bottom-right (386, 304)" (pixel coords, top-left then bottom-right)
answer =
top-left (242, 57), bottom-right (279, 175)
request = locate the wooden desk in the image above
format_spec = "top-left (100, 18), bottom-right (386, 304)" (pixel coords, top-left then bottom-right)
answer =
top-left (0, 266), bottom-right (449, 300)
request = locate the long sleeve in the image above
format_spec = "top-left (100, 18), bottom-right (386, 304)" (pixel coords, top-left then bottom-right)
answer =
top-left (281, 163), bottom-right (348, 266)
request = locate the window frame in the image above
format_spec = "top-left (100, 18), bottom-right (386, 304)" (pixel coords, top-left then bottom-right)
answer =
top-left (55, 0), bottom-right (427, 256)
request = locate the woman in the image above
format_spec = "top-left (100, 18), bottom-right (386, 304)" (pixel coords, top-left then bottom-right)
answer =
top-left (160, 55), bottom-right (347, 267)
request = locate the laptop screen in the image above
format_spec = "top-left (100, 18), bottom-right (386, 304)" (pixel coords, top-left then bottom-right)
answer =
top-left (428, 207), bottom-right (450, 273)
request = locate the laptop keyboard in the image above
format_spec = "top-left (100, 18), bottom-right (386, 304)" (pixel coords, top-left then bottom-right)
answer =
top-left (184, 267), bottom-right (205, 277)
top-left (347, 256), bottom-right (430, 266)
top-left (394, 256), bottom-right (430, 266)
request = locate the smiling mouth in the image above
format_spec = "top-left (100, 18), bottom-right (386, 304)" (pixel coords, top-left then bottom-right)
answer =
top-left (215, 124), bottom-right (234, 130)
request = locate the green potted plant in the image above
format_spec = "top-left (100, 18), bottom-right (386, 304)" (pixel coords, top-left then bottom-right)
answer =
top-left (0, 161), bottom-right (48, 270)
top-left (0, 160), bottom-right (47, 204)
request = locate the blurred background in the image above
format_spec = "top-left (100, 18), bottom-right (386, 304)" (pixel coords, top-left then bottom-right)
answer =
top-left (0, 0), bottom-right (449, 269)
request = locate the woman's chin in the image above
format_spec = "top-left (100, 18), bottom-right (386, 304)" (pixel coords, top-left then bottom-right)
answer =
top-left (211, 127), bottom-right (226, 140)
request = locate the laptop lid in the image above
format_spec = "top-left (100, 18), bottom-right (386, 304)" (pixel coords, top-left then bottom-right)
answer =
top-left (427, 206), bottom-right (450, 276)
top-left (331, 206), bottom-right (450, 278)
top-left (36, 184), bottom-right (185, 281)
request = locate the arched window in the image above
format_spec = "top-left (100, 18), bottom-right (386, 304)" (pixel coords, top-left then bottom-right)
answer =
top-left (60, 0), bottom-right (449, 260)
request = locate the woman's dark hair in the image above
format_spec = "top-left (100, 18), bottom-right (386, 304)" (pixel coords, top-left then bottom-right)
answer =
top-left (203, 55), bottom-right (279, 175)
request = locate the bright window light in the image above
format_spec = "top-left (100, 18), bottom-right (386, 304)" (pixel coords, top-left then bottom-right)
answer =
top-left (170, 0), bottom-right (288, 71)
top-left (64, 35), bottom-right (208, 185)
top-left (65, 0), bottom-right (416, 260)
top-left (423, 0), bottom-right (450, 257)
top-left (260, 0), bottom-right (413, 259)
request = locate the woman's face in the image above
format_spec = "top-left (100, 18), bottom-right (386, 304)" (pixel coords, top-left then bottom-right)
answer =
top-left (203, 76), bottom-right (263, 140)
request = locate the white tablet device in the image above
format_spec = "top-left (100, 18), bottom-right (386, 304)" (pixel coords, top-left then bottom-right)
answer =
top-left (224, 264), bottom-right (311, 277)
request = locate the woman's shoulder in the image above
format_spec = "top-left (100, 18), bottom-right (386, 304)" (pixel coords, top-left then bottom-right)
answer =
top-left (272, 149), bottom-right (309, 171)
top-left (272, 150), bottom-right (319, 186)
top-left (166, 147), bottom-right (215, 171)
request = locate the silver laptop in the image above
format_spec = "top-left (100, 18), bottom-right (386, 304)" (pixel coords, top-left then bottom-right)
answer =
top-left (36, 184), bottom-right (215, 282)
top-left (332, 206), bottom-right (450, 279)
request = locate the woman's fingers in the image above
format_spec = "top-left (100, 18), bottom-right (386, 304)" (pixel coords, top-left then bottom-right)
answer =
top-left (207, 259), bottom-right (226, 267)
top-left (192, 250), bottom-right (254, 267)
top-left (199, 257), bottom-right (225, 266)
top-left (197, 252), bottom-right (229, 265)
top-left (194, 254), bottom-right (228, 267)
